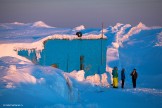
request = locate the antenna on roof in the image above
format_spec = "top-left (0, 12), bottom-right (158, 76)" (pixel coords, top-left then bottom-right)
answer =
top-left (100, 22), bottom-right (104, 66)
top-left (101, 22), bottom-right (104, 39)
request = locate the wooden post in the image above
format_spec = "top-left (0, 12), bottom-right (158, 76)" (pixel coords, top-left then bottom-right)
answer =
top-left (80, 56), bottom-right (84, 70)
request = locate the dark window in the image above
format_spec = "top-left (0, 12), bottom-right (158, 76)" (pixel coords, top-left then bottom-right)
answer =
top-left (51, 64), bottom-right (59, 68)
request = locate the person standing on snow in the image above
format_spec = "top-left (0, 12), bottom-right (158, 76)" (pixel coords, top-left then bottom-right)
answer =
top-left (112, 67), bottom-right (118, 88)
top-left (130, 68), bottom-right (138, 88)
top-left (121, 68), bottom-right (125, 88)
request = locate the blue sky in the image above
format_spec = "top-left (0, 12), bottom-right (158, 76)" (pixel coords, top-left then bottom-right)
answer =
top-left (0, 0), bottom-right (162, 28)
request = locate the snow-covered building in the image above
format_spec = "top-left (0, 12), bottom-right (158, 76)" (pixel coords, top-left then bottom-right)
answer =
top-left (18, 36), bottom-right (107, 76)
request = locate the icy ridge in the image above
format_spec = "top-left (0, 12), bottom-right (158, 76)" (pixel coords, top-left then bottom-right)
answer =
top-left (106, 22), bottom-right (162, 84)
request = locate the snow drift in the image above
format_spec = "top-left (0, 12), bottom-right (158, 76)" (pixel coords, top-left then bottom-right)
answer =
top-left (32, 21), bottom-right (54, 28)
top-left (73, 25), bottom-right (85, 31)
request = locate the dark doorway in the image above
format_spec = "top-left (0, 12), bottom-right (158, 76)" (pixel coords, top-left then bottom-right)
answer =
top-left (80, 56), bottom-right (84, 70)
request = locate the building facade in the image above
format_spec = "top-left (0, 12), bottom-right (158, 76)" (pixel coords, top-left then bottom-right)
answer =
top-left (18, 39), bottom-right (107, 76)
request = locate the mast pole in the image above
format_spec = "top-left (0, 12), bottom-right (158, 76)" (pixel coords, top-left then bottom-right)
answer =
top-left (101, 22), bottom-right (104, 66)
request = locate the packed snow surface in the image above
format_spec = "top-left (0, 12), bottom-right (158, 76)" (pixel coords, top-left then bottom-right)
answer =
top-left (0, 21), bottom-right (162, 108)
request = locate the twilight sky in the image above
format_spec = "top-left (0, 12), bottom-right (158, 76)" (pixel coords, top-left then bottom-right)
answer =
top-left (0, 0), bottom-right (162, 28)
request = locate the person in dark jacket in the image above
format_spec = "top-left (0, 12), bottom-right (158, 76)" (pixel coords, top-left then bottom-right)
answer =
top-left (121, 68), bottom-right (125, 88)
top-left (130, 68), bottom-right (138, 88)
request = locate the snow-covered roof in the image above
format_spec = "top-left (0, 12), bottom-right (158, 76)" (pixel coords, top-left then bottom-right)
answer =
top-left (0, 34), bottom-right (107, 61)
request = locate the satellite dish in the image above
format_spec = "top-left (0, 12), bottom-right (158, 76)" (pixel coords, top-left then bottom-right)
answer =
top-left (76, 31), bottom-right (82, 37)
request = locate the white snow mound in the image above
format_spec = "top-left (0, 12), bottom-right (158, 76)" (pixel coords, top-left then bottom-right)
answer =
top-left (74, 25), bottom-right (85, 31)
top-left (32, 21), bottom-right (54, 28)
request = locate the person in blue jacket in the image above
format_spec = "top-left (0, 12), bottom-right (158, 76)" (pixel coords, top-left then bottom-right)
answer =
top-left (121, 68), bottom-right (125, 88)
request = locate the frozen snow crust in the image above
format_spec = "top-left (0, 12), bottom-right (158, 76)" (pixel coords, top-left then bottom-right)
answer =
top-left (0, 21), bottom-right (162, 108)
